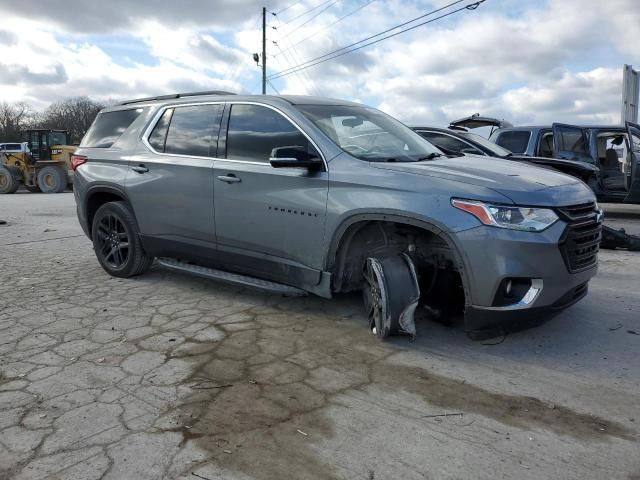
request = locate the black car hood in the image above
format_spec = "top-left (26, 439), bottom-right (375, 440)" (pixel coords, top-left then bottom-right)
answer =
top-left (511, 154), bottom-right (598, 173)
top-left (371, 155), bottom-right (595, 206)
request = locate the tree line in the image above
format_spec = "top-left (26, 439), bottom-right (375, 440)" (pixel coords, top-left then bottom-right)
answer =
top-left (0, 97), bottom-right (105, 145)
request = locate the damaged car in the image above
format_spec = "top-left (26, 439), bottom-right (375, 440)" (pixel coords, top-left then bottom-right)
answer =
top-left (412, 122), bottom-right (598, 183)
top-left (488, 120), bottom-right (640, 204)
top-left (74, 93), bottom-right (602, 340)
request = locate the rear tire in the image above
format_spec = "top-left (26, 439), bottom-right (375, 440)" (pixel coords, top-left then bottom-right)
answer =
top-left (0, 166), bottom-right (19, 194)
top-left (91, 201), bottom-right (154, 278)
top-left (37, 166), bottom-right (66, 193)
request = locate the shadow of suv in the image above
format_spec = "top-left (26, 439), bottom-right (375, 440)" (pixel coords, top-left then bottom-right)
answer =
top-left (73, 92), bottom-right (602, 339)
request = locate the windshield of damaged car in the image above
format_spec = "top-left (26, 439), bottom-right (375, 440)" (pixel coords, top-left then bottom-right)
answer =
top-left (296, 104), bottom-right (441, 162)
top-left (459, 131), bottom-right (512, 157)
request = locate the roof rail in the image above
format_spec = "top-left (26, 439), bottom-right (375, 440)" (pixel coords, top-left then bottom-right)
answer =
top-left (120, 90), bottom-right (236, 105)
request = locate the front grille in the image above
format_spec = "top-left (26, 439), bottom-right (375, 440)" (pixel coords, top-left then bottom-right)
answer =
top-left (557, 202), bottom-right (601, 273)
top-left (558, 202), bottom-right (598, 220)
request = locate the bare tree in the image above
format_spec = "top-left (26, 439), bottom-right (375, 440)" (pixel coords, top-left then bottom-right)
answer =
top-left (38, 96), bottom-right (104, 143)
top-left (0, 102), bottom-right (35, 142)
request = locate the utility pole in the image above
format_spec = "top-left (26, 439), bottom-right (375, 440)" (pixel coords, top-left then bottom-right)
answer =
top-left (262, 6), bottom-right (267, 95)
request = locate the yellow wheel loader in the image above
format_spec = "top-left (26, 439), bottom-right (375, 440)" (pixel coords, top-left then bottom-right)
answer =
top-left (0, 129), bottom-right (76, 194)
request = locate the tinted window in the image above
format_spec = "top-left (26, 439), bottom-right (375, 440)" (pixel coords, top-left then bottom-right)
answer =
top-left (495, 131), bottom-right (531, 154)
top-left (418, 131), bottom-right (481, 154)
top-left (630, 132), bottom-right (640, 154)
top-left (3, 143), bottom-right (22, 150)
top-left (164, 104), bottom-right (223, 157)
top-left (538, 131), bottom-right (553, 157)
top-left (226, 104), bottom-right (314, 162)
top-left (556, 127), bottom-right (587, 153)
top-left (148, 109), bottom-right (173, 152)
top-left (49, 132), bottom-right (68, 145)
top-left (81, 109), bottom-right (143, 148)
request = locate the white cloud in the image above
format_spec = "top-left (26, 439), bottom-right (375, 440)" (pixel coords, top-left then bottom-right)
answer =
top-left (0, 0), bottom-right (637, 128)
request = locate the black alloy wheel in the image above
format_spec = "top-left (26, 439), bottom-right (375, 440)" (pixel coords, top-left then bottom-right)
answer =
top-left (91, 201), bottom-right (154, 278)
top-left (95, 213), bottom-right (130, 269)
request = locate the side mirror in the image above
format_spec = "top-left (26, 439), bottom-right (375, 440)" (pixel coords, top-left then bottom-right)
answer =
top-left (269, 146), bottom-right (322, 169)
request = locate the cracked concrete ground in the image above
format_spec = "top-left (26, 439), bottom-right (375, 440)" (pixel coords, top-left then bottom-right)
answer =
top-left (1, 193), bottom-right (639, 480)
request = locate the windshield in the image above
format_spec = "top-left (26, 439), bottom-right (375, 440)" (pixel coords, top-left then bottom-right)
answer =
top-left (459, 131), bottom-right (512, 157)
top-left (49, 131), bottom-right (68, 145)
top-left (296, 104), bottom-right (441, 162)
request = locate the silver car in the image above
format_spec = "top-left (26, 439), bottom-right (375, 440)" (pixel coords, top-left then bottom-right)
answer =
top-left (72, 92), bottom-right (602, 339)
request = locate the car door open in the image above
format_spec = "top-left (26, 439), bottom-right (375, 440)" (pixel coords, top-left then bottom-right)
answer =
top-left (551, 123), bottom-right (592, 162)
top-left (624, 121), bottom-right (640, 202)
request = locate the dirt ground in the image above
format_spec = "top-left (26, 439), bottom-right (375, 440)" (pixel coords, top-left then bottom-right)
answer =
top-left (1, 193), bottom-right (639, 480)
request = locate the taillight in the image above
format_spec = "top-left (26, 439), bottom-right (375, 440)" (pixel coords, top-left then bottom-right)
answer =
top-left (71, 155), bottom-right (88, 171)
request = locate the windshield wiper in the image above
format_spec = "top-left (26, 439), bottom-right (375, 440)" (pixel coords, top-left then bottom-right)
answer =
top-left (417, 152), bottom-right (445, 161)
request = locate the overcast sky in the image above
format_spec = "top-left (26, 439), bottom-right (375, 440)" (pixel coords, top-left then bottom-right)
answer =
top-left (0, 0), bottom-right (638, 126)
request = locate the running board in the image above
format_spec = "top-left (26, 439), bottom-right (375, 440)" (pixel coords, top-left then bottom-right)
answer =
top-left (157, 258), bottom-right (308, 297)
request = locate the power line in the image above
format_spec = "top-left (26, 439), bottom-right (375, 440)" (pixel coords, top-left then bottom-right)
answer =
top-left (270, 0), bottom-right (468, 78)
top-left (275, 0), bottom-right (302, 15)
top-left (272, 40), bottom-right (323, 96)
top-left (273, 0), bottom-right (335, 26)
top-left (279, 0), bottom-right (339, 38)
top-left (267, 78), bottom-right (281, 94)
top-left (223, 13), bottom-right (263, 84)
top-left (269, 0), bottom-right (485, 80)
top-left (271, 14), bottom-right (323, 96)
top-left (274, 0), bottom-right (377, 58)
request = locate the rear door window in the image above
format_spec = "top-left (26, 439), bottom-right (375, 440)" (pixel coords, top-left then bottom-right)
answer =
top-left (148, 109), bottom-right (173, 152)
top-left (81, 109), bottom-right (143, 148)
top-left (163, 104), bottom-right (224, 157)
top-left (495, 131), bottom-right (531, 154)
top-left (226, 104), bottom-right (315, 162)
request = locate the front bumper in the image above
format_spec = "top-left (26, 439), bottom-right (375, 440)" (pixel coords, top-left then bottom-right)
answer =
top-left (464, 279), bottom-right (591, 339)
top-left (453, 219), bottom-right (599, 338)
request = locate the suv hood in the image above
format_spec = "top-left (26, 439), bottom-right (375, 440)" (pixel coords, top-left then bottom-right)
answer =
top-left (371, 155), bottom-right (594, 206)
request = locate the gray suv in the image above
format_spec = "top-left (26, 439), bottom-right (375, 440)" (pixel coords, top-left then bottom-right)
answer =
top-left (73, 92), bottom-right (602, 339)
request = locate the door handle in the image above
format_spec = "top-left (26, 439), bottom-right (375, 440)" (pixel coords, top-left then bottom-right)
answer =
top-left (131, 164), bottom-right (149, 173)
top-left (217, 174), bottom-right (241, 183)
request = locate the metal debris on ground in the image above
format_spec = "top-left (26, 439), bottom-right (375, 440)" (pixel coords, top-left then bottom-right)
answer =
top-left (600, 225), bottom-right (640, 251)
top-left (423, 412), bottom-right (464, 419)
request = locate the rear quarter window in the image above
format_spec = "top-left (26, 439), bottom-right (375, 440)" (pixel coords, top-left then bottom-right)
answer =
top-left (81, 109), bottom-right (143, 148)
top-left (495, 131), bottom-right (531, 154)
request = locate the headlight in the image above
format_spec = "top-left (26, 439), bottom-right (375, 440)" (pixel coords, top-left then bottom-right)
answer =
top-left (452, 199), bottom-right (558, 232)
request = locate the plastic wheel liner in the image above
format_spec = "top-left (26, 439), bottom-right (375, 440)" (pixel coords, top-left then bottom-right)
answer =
top-left (363, 253), bottom-right (421, 338)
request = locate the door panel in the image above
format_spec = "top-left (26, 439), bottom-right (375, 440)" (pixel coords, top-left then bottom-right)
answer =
top-left (624, 121), bottom-right (640, 202)
top-left (213, 103), bottom-right (329, 287)
top-left (125, 104), bottom-right (223, 259)
top-left (126, 152), bottom-right (215, 243)
top-left (213, 159), bottom-right (328, 285)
